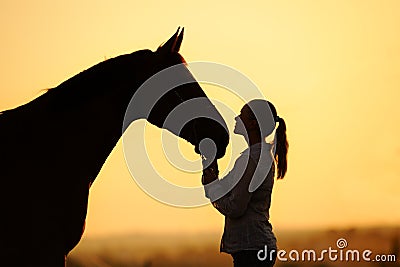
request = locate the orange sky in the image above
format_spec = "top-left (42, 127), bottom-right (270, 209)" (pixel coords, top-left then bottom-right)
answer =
top-left (1, 0), bottom-right (399, 238)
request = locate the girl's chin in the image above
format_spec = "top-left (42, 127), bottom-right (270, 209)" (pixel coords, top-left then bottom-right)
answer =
top-left (233, 128), bottom-right (243, 136)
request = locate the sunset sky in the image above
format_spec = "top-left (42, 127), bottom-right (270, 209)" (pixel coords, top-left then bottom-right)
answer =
top-left (1, 0), bottom-right (399, 239)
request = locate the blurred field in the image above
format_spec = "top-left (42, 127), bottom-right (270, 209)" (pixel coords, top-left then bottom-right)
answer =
top-left (66, 226), bottom-right (400, 267)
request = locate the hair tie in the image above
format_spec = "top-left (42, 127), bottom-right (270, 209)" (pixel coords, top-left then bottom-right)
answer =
top-left (275, 116), bottom-right (281, 122)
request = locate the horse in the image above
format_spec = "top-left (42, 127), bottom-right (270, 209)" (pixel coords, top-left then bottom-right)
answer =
top-left (0, 28), bottom-right (229, 266)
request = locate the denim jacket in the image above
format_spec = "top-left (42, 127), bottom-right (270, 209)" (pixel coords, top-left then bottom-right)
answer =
top-left (204, 142), bottom-right (277, 254)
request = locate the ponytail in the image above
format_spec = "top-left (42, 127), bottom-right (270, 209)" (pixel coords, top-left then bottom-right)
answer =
top-left (275, 117), bottom-right (288, 179)
top-left (267, 101), bottom-right (288, 179)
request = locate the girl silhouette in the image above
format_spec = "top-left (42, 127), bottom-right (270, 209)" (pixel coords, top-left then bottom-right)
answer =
top-left (202, 99), bottom-right (288, 267)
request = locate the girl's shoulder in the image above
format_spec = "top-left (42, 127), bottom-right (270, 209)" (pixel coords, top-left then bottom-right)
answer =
top-left (244, 142), bottom-right (273, 162)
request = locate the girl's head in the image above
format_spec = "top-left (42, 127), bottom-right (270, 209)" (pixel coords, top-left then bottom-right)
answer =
top-left (234, 99), bottom-right (289, 179)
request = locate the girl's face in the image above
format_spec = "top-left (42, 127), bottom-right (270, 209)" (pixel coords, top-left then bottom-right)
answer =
top-left (234, 105), bottom-right (256, 136)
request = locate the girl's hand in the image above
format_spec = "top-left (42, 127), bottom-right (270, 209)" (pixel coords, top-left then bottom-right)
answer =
top-left (202, 160), bottom-right (219, 185)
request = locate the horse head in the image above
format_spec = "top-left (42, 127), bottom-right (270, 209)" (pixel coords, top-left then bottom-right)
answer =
top-left (123, 28), bottom-right (229, 161)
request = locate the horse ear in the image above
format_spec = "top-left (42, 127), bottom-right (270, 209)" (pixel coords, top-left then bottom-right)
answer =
top-left (157, 27), bottom-right (183, 54)
top-left (174, 27), bottom-right (184, 52)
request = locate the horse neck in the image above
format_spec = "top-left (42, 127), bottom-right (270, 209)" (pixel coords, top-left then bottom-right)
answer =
top-left (42, 85), bottom-right (134, 184)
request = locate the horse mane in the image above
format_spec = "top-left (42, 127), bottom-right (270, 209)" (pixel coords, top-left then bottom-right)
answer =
top-left (46, 50), bottom-right (186, 99)
top-left (0, 50), bottom-right (187, 121)
top-left (42, 50), bottom-right (151, 111)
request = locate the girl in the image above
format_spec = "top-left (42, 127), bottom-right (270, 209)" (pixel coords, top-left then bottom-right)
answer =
top-left (202, 100), bottom-right (288, 267)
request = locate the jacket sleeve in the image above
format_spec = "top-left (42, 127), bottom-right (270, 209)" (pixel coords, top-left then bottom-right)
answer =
top-left (204, 155), bottom-right (257, 219)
